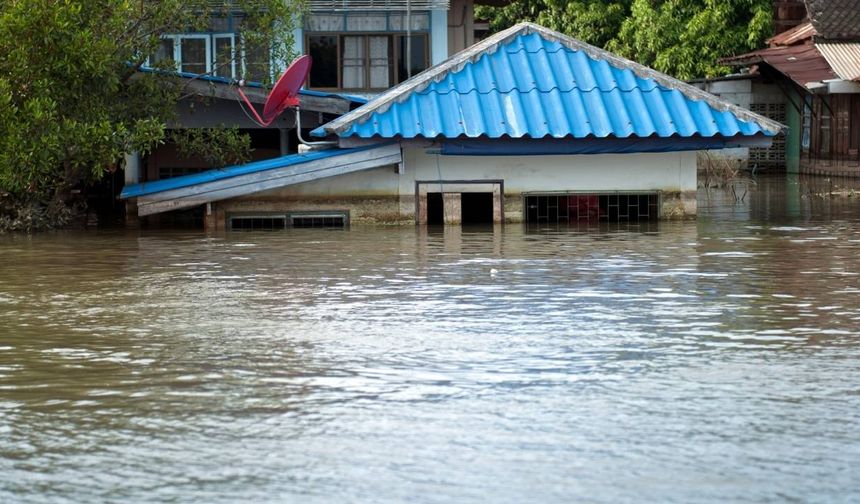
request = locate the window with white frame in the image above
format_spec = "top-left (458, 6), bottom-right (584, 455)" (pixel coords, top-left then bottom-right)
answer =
top-left (149, 33), bottom-right (270, 82)
top-left (213, 34), bottom-right (235, 78)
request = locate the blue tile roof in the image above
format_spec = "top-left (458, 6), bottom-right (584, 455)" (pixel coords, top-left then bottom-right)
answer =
top-left (313, 23), bottom-right (783, 139)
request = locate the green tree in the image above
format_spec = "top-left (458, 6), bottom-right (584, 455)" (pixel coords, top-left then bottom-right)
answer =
top-left (477, 1), bottom-right (632, 48)
top-left (476, 0), bottom-right (772, 80)
top-left (0, 0), bottom-right (304, 230)
top-left (610, 0), bottom-right (771, 79)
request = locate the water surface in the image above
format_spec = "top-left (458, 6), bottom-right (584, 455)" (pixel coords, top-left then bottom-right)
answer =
top-left (1, 175), bottom-right (859, 502)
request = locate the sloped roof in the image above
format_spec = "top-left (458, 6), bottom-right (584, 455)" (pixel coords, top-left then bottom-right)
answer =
top-left (806, 0), bottom-right (860, 40)
top-left (121, 144), bottom-right (402, 216)
top-left (767, 21), bottom-right (817, 46)
top-left (720, 44), bottom-right (838, 88)
top-left (312, 23), bottom-right (783, 139)
top-left (818, 42), bottom-right (860, 80)
top-left (121, 145), bottom-right (389, 199)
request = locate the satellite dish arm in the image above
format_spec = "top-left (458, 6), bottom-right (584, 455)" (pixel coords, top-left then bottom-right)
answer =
top-left (236, 86), bottom-right (273, 127)
top-left (295, 107), bottom-right (338, 146)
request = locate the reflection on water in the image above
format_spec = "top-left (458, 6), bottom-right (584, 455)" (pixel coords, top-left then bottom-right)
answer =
top-left (1, 175), bottom-right (860, 503)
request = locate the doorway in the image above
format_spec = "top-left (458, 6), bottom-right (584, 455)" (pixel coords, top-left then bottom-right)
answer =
top-left (426, 192), bottom-right (444, 225)
top-left (416, 181), bottom-right (503, 225)
top-left (461, 192), bottom-right (494, 224)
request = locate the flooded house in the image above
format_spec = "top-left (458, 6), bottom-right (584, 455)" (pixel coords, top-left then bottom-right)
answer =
top-left (122, 0), bottom-right (482, 226)
top-left (122, 22), bottom-right (783, 229)
top-left (707, 0), bottom-right (860, 177)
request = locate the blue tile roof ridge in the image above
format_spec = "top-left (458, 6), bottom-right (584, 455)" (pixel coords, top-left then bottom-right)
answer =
top-left (316, 22), bottom-right (785, 138)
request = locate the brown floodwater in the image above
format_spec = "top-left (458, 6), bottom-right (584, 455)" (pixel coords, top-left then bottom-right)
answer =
top-left (1, 174), bottom-right (859, 503)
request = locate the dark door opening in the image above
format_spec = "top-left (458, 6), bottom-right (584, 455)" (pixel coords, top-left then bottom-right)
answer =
top-left (461, 192), bottom-right (494, 224)
top-left (427, 192), bottom-right (444, 225)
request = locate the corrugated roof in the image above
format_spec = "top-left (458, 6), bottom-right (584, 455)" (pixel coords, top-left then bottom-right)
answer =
top-left (817, 42), bottom-right (860, 81)
top-left (720, 44), bottom-right (838, 88)
top-left (121, 145), bottom-right (384, 199)
top-left (313, 23), bottom-right (783, 139)
top-left (766, 21), bottom-right (817, 46)
top-left (123, 143), bottom-right (402, 216)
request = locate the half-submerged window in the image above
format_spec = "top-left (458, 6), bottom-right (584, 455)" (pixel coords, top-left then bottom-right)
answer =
top-left (290, 213), bottom-right (347, 228)
top-left (524, 193), bottom-right (659, 223)
top-left (229, 212), bottom-right (348, 231)
top-left (230, 215), bottom-right (287, 231)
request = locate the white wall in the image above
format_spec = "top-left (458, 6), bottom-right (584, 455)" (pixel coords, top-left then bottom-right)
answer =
top-left (263, 146), bottom-right (697, 200)
top-left (403, 148), bottom-right (697, 194)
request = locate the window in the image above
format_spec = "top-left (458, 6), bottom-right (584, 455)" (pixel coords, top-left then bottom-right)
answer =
top-left (309, 36), bottom-right (338, 88)
top-left (524, 193), bottom-right (659, 223)
top-left (230, 215), bottom-right (288, 231)
top-left (179, 36), bottom-right (210, 74)
top-left (241, 35), bottom-right (271, 83)
top-left (398, 35), bottom-right (426, 82)
top-left (152, 38), bottom-right (175, 67)
top-left (229, 212), bottom-right (348, 231)
top-left (291, 214), bottom-right (347, 228)
top-left (307, 33), bottom-right (428, 90)
top-left (213, 35), bottom-right (235, 78)
top-left (820, 96), bottom-right (831, 157)
top-left (147, 33), bottom-right (269, 81)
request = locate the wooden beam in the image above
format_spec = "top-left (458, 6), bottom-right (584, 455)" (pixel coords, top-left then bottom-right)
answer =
top-left (183, 79), bottom-right (350, 115)
top-left (136, 144), bottom-right (402, 216)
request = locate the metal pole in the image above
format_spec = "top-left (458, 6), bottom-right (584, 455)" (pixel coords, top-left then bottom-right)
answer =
top-left (406, 0), bottom-right (412, 79)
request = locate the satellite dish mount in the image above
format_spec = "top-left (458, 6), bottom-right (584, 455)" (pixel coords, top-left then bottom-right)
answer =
top-left (235, 55), bottom-right (312, 127)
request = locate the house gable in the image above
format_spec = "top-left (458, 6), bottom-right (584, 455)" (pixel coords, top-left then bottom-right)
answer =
top-left (313, 22), bottom-right (784, 140)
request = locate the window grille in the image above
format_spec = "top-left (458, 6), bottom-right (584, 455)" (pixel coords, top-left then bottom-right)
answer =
top-left (749, 103), bottom-right (787, 167)
top-left (524, 193), bottom-right (659, 223)
top-left (291, 214), bottom-right (347, 228)
top-left (229, 212), bottom-right (348, 231)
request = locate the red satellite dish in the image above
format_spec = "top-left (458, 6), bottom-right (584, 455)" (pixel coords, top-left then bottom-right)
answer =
top-left (236, 55), bottom-right (312, 127)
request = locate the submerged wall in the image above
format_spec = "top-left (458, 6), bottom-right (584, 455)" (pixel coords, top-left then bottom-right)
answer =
top-left (691, 78), bottom-right (786, 170)
top-left (205, 146), bottom-right (698, 229)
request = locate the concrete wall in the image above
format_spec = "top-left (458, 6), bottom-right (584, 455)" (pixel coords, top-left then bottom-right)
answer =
top-left (208, 146), bottom-right (698, 227)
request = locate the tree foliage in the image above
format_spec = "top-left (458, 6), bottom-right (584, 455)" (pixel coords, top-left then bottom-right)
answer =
top-left (478, 0), bottom-right (632, 49)
top-left (0, 0), bottom-right (303, 207)
top-left (476, 0), bottom-right (772, 79)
